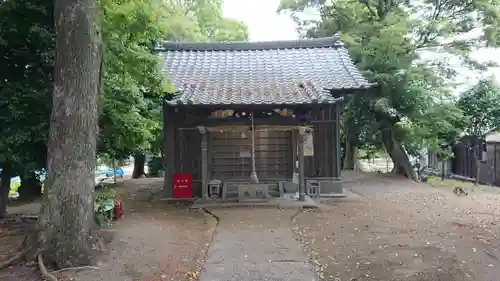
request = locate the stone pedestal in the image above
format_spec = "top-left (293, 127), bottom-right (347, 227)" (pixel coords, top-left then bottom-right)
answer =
top-left (237, 184), bottom-right (270, 199)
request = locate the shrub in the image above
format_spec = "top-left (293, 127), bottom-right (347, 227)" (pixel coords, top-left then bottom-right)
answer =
top-left (94, 187), bottom-right (117, 226)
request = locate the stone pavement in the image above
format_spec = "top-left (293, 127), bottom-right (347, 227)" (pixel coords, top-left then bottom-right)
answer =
top-left (200, 207), bottom-right (317, 281)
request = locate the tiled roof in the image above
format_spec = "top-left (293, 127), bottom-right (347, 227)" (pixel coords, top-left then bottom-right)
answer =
top-left (159, 34), bottom-right (372, 106)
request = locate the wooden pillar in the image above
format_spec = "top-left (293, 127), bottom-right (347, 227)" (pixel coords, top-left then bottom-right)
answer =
top-left (311, 107), bottom-right (322, 177)
top-left (291, 130), bottom-right (298, 174)
top-left (333, 102), bottom-right (342, 178)
top-left (297, 127), bottom-right (309, 201)
top-left (163, 104), bottom-right (177, 197)
top-left (197, 126), bottom-right (209, 199)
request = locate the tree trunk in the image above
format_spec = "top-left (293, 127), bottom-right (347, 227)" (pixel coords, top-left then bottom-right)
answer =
top-left (0, 165), bottom-right (13, 219)
top-left (132, 154), bottom-right (146, 178)
top-left (342, 119), bottom-right (359, 171)
top-left (36, 0), bottom-right (102, 268)
top-left (343, 139), bottom-right (358, 170)
top-left (380, 125), bottom-right (416, 180)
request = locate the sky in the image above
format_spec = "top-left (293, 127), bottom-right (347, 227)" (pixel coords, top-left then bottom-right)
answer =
top-left (223, 0), bottom-right (500, 92)
top-left (223, 0), bottom-right (296, 41)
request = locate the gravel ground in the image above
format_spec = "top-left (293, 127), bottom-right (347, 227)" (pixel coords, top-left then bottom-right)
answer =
top-left (59, 203), bottom-right (216, 281)
top-left (1, 178), bottom-right (217, 281)
top-left (293, 174), bottom-right (500, 281)
top-left (57, 178), bottom-right (217, 281)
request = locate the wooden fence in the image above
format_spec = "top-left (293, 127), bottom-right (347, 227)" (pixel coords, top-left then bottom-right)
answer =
top-left (451, 136), bottom-right (500, 186)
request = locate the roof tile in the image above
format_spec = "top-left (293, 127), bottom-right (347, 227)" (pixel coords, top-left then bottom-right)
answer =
top-left (160, 35), bottom-right (372, 106)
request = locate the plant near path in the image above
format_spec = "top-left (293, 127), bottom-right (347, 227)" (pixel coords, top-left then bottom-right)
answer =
top-left (94, 188), bottom-right (119, 226)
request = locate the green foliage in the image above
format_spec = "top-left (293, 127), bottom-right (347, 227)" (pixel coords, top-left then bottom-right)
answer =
top-left (457, 78), bottom-right (500, 136)
top-left (163, 0), bottom-right (249, 41)
top-left (99, 0), bottom-right (168, 160)
top-left (0, 0), bottom-right (248, 181)
top-left (279, 0), bottom-right (499, 168)
top-left (94, 187), bottom-right (118, 226)
top-left (0, 0), bottom-right (53, 171)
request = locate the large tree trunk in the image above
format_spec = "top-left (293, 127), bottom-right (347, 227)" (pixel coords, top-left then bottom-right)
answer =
top-left (36, 0), bottom-right (102, 268)
top-left (0, 165), bottom-right (13, 219)
top-left (342, 119), bottom-right (359, 170)
top-left (380, 125), bottom-right (416, 180)
top-left (132, 153), bottom-right (146, 178)
top-left (343, 137), bottom-right (358, 170)
top-left (373, 110), bottom-right (416, 180)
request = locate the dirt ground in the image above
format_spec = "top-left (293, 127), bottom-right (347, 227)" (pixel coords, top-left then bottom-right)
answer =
top-left (0, 178), bottom-right (217, 281)
top-left (293, 174), bottom-right (500, 281)
top-left (4, 175), bottom-right (500, 281)
top-left (0, 217), bottom-right (41, 281)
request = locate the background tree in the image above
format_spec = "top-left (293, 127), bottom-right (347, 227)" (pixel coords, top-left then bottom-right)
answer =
top-left (457, 77), bottom-right (500, 137)
top-left (0, 0), bottom-right (53, 215)
top-left (99, 0), bottom-right (169, 178)
top-left (279, 0), bottom-right (499, 179)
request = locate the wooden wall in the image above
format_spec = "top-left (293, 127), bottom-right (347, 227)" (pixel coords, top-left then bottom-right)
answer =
top-left (163, 102), bottom-right (343, 197)
top-left (305, 105), bottom-right (341, 178)
top-left (452, 136), bottom-right (480, 179)
top-left (208, 130), bottom-right (293, 181)
top-left (451, 136), bottom-right (500, 186)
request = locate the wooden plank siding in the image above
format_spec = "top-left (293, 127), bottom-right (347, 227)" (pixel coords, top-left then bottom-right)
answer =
top-left (208, 130), bottom-right (294, 181)
top-left (305, 105), bottom-right (340, 178)
top-left (163, 103), bottom-right (343, 197)
top-left (451, 136), bottom-right (500, 187)
top-left (479, 142), bottom-right (500, 186)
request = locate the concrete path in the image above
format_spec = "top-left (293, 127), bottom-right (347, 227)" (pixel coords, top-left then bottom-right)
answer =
top-left (200, 207), bottom-right (317, 281)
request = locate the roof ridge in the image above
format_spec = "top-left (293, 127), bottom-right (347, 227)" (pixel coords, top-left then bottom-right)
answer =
top-left (157, 34), bottom-right (344, 52)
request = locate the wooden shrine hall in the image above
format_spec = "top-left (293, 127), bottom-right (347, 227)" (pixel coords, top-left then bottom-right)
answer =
top-left (158, 34), bottom-right (372, 202)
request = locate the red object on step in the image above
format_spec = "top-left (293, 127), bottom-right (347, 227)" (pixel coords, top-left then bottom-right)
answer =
top-left (172, 172), bottom-right (193, 198)
top-left (113, 199), bottom-right (123, 220)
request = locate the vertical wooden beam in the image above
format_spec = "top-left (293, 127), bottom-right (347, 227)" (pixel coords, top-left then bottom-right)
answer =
top-left (163, 103), bottom-right (176, 197)
top-left (312, 107), bottom-right (322, 177)
top-left (323, 107), bottom-right (331, 177)
top-left (291, 130), bottom-right (297, 175)
top-left (333, 102), bottom-right (342, 178)
top-left (198, 126), bottom-right (209, 199)
top-left (298, 127), bottom-right (308, 201)
top-left (207, 132), bottom-right (212, 181)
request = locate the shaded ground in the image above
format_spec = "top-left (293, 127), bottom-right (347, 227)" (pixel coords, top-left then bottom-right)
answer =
top-left (0, 217), bottom-right (41, 281)
top-left (200, 207), bottom-right (316, 281)
top-left (1, 178), bottom-right (217, 281)
top-left (294, 174), bottom-right (500, 281)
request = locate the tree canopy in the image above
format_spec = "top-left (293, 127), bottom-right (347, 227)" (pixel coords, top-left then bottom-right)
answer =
top-left (0, 0), bottom-right (53, 173)
top-left (0, 0), bottom-right (249, 206)
top-left (457, 77), bottom-right (500, 137)
top-left (0, 0), bottom-right (249, 169)
top-left (279, 0), bottom-right (500, 177)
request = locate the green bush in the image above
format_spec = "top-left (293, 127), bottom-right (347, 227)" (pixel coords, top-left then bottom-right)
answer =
top-left (94, 188), bottom-right (117, 226)
top-left (9, 180), bottom-right (21, 198)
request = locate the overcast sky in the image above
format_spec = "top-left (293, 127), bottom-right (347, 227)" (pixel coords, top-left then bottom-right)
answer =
top-left (223, 0), bottom-right (500, 92)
